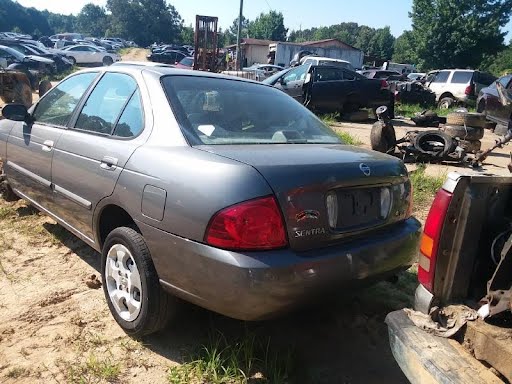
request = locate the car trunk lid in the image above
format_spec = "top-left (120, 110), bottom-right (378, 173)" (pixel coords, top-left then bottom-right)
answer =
top-left (196, 144), bottom-right (412, 251)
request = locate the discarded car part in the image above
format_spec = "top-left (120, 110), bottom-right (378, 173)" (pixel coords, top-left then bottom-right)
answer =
top-left (395, 81), bottom-right (436, 107)
top-left (441, 125), bottom-right (484, 140)
top-left (0, 69), bottom-right (33, 108)
top-left (38, 79), bottom-right (52, 96)
top-left (457, 139), bottom-right (482, 153)
top-left (193, 15), bottom-right (219, 71)
top-left (446, 112), bottom-right (487, 128)
top-left (411, 110), bottom-right (441, 127)
top-left (371, 106), bottom-right (396, 153)
top-left (343, 109), bottom-right (368, 122)
top-left (472, 129), bottom-right (512, 167)
top-left (413, 130), bottom-right (455, 159)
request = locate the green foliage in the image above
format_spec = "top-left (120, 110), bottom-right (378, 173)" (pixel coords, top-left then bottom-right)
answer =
top-left (76, 3), bottom-right (108, 38)
top-left (395, 103), bottom-right (475, 118)
top-left (0, 0), bottom-right (59, 37)
top-left (410, 164), bottom-right (445, 210)
top-left (392, 31), bottom-right (418, 65)
top-left (180, 25), bottom-right (194, 46)
top-left (481, 45), bottom-right (512, 76)
top-left (168, 332), bottom-right (293, 384)
top-left (410, 0), bottom-right (512, 70)
top-left (248, 11), bottom-right (288, 42)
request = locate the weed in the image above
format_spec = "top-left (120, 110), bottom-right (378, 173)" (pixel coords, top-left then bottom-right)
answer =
top-left (336, 131), bottom-right (363, 146)
top-left (42, 66), bottom-right (80, 82)
top-left (119, 47), bottom-right (133, 56)
top-left (395, 103), bottom-right (476, 118)
top-left (65, 354), bottom-right (120, 383)
top-left (320, 112), bottom-right (341, 124)
top-left (410, 164), bottom-right (445, 211)
top-left (168, 331), bottom-right (293, 384)
top-left (0, 205), bottom-right (16, 220)
top-left (6, 366), bottom-right (30, 378)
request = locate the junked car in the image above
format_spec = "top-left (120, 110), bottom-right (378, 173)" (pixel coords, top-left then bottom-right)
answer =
top-left (62, 44), bottom-right (120, 66)
top-left (0, 66), bottom-right (420, 337)
top-left (477, 73), bottom-right (512, 129)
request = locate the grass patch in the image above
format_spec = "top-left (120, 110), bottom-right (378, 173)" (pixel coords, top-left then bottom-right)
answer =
top-left (410, 164), bottom-right (445, 211)
top-left (320, 112), bottom-right (341, 124)
top-left (395, 103), bottom-right (476, 118)
top-left (0, 205), bottom-right (16, 220)
top-left (6, 367), bottom-right (30, 378)
top-left (168, 332), bottom-right (294, 384)
top-left (43, 66), bottom-right (80, 82)
top-left (119, 47), bottom-right (133, 56)
top-left (336, 131), bottom-right (362, 146)
top-left (65, 354), bottom-right (120, 383)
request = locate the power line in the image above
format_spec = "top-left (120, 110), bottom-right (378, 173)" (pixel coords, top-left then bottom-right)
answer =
top-left (264, 0), bottom-right (272, 10)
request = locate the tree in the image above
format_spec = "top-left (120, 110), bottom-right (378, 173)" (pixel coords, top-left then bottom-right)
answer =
top-left (482, 45), bottom-right (512, 76)
top-left (411, 0), bottom-right (512, 70)
top-left (223, 16), bottom-right (250, 45)
top-left (367, 27), bottom-right (395, 61)
top-left (248, 11), bottom-right (288, 41)
top-left (180, 24), bottom-right (194, 45)
top-left (106, 0), bottom-right (183, 46)
top-left (392, 31), bottom-right (418, 64)
top-left (77, 3), bottom-right (108, 37)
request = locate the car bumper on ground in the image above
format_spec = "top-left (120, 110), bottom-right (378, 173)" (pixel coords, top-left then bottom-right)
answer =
top-left (138, 217), bottom-right (421, 320)
top-left (385, 310), bottom-right (501, 384)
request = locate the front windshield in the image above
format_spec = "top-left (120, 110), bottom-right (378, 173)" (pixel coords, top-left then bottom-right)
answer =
top-left (263, 68), bottom-right (290, 85)
top-left (162, 75), bottom-right (341, 146)
top-left (3, 46), bottom-right (25, 60)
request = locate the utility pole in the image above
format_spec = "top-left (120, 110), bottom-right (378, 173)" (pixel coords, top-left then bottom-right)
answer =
top-left (236, 0), bottom-right (244, 70)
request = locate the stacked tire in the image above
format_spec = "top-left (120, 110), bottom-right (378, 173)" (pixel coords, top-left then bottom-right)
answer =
top-left (440, 112), bottom-right (486, 153)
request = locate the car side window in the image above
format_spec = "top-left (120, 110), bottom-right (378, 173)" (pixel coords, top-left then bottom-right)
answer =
top-left (33, 73), bottom-right (98, 127)
top-left (75, 73), bottom-right (137, 135)
top-left (343, 70), bottom-right (356, 80)
top-left (303, 59), bottom-right (313, 65)
top-left (112, 89), bottom-right (144, 138)
top-left (314, 67), bottom-right (344, 81)
top-left (283, 66), bottom-right (308, 83)
top-left (450, 71), bottom-right (473, 84)
top-left (432, 71), bottom-right (450, 83)
top-left (499, 75), bottom-right (512, 89)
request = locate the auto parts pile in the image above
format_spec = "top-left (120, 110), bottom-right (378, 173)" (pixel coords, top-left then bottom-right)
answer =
top-left (371, 108), bottom-right (501, 164)
top-left (395, 81), bottom-right (436, 107)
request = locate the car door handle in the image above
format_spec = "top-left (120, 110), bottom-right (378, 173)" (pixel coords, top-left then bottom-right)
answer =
top-left (42, 140), bottom-right (54, 152)
top-left (100, 156), bottom-right (118, 170)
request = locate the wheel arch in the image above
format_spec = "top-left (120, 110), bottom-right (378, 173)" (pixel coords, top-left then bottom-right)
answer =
top-left (439, 92), bottom-right (455, 101)
top-left (95, 203), bottom-right (139, 249)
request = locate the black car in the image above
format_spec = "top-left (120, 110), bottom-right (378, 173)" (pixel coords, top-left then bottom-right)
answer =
top-left (147, 49), bottom-right (187, 65)
top-left (0, 40), bottom-right (71, 73)
top-left (477, 74), bottom-right (512, 128)
top-left (0, 45), bottom-right (55, 89)
top-left (264, 64), bottom-right (395, 116)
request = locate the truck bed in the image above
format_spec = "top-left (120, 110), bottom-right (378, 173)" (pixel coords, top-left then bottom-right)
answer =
top-left (386, 310), bottom-right (504, 384)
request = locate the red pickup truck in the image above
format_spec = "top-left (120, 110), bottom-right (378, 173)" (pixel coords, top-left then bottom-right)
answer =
top-left (386, 172), bottom-right (512, 383)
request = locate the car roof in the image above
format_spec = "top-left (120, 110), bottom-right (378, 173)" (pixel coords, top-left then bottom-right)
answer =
top-left (302, 56), bottom-right (350, 63)
top-left (64, 44), bottom-right (98, 50)
top-left (111, 61), bottom-right (174, 67)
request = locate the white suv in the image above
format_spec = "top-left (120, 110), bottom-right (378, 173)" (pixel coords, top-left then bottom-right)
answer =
top-left (424, 69), bottom-right (496, 109)
top-left (300, 56), bottom-right (355, 72)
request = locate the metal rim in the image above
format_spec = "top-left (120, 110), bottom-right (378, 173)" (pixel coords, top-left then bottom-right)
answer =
top-left (105, 244), bottom-right (142, 322)
top-left (439, 100), bottom-right (452, 109)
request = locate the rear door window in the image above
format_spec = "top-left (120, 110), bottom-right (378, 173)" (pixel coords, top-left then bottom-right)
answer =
top-left (451, 71), bottom-right (473, 84)
top-left (314, 67), bottom-right (345, 81)
top-left (75, 73), bottom-right (137, 135)
top-left (112, 89), bottom-right (144, 138)
top-left (432, 71), bottom-right (450, 83)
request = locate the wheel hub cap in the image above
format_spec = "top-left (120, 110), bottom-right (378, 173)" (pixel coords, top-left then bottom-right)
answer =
top-left (105, 244), bottom-right (142, 321)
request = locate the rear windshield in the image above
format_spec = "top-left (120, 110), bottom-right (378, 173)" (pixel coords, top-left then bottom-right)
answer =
top-left (451, 71), bottom-right (473, 84)
top-left (318, 60), bottom-right (354, 71)
top-left (162, 75), bottom-right (341, 145)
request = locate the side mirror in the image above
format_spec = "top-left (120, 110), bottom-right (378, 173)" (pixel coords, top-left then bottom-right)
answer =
top-left (278, 77), bottom-right (286, 86)
top-left (2, 103), bottom-right (30, 122)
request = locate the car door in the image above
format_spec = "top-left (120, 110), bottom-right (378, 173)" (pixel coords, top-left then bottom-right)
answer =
top-left (427, 71), bottom-right (450, 100)
top-left (50, 72), bottom-right (145, 240)
top-left (4, 72), bottom-right (98, 210)
top-left (274, 65), bottom-right (309, 102)
top-left (308, 66), bottom-right (349, 111)
top-left (494, 75), bottom-right (512, 124)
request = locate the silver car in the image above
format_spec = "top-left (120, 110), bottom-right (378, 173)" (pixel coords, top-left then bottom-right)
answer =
top-left (0, 66), bottom-right (421, 337)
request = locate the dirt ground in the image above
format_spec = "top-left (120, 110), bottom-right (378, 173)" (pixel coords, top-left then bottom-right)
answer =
top-left (1, 49), bottom-right (511, 383)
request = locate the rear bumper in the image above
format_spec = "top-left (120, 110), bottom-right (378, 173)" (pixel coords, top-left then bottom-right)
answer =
top-left (386, 310), bottom-right (501, 384)
top-left (139, 217), bottom-right (421, 320)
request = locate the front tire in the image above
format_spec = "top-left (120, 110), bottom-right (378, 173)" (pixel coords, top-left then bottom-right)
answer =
top-left (103, 56), bottom-right (113, 66)
top-left (438, 97), bottom-right (455, 109)
top-left (101, 227), bottom-right (175, 337)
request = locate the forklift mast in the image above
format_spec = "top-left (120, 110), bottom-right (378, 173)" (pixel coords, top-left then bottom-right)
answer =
top-left (193, 15), bottom-right (219, 72)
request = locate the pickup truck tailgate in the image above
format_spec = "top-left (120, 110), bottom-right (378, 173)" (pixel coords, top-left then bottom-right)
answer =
top-left (385, 310), bottom-right (502, 384)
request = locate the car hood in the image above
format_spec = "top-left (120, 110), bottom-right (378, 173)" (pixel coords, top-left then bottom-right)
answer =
top-left (26, 55), bottom-right (54, 64)
top-left (196, 144), bottom-right (411, 251)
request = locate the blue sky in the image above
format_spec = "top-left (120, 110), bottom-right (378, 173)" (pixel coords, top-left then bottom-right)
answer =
top-left (16, 0), bottom-right (512, 39)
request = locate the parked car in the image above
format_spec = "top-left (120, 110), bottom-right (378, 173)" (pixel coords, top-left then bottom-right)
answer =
top-left (62, 45), bottom-right (120, 66)
top-left (300, 56), bottom-right (355, 72)
top-left (0, 66), bottom-right (420, 337)
top-left (147, 49), bottom-right (187, 65)
top-left (0, 40), bottom-right (71, 73)
top-left (243, 63), bottom-right (284, 78)
top-left (175, 56), bottom-right (193, 70)
top-left (386, 172), bottom-right (512, 383)
top-left (477, 74), bottom-right (512, 128)
top-left (360, 69), bottom-right (406, 81)
top-left (264, 64), bottom-right (395, 116)
top-left (424, 69), bottom-right (496, 109)
top-left (0, 45), bottom-right (54, 88)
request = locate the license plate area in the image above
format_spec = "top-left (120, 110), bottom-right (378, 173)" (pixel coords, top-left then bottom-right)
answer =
top-left (334, 187), bottom-right (382, 230)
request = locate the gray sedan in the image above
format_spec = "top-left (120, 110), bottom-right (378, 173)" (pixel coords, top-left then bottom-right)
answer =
top-left (0, 66), bottom-right (421, 337)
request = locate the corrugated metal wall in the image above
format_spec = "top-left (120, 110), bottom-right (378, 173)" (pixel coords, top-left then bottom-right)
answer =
top-left (274, 43), bottom-right (364, 68)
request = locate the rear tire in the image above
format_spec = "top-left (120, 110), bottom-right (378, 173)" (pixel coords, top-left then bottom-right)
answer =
top-left (103, 56), bottom-right (113, 66)
top-left (101, 227), bottom-right (176, 337)
top-left (438, 97), bottom-right (455, 109)
top-left (441, 125), bottom-right (484, 140)
top-left (446, 112), bottom-right (486, 128)
top-left (68, 56), bottom-right (76, 66)
top-left (38, 80), bottom-right (52, 97)
top-left (413, 130), bottom-right (455, 159)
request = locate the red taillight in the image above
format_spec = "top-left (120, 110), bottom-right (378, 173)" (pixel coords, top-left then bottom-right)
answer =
top-left (394, 90), bottom-right (401, 102)
top-left (464, 84), bottom-right (474, 96)
top-left (205, 196), bottom-right (288, 251)
top-left (381, 80), bottom-right (389, 89)
top-left (418, 188), bottom-right (453, 292)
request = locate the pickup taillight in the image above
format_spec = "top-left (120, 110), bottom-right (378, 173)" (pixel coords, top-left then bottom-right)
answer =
top-left (380, 80), bottom-right (389, 90)
top-left (418, 188), bottom-right (453, 293)
top-left (465, 84), bottom-right (474, 96)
